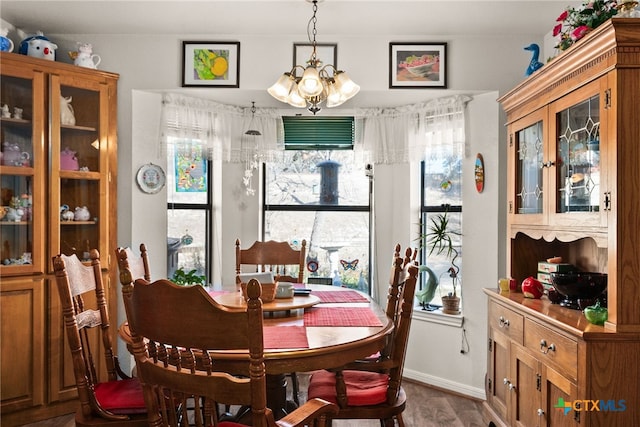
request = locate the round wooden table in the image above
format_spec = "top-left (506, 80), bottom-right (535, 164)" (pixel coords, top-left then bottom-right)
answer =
top-left (119, 285), bottom-right (393, 419)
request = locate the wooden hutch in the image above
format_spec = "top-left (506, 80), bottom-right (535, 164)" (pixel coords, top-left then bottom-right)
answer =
top-left (484, 19), bottom-right (640, 426)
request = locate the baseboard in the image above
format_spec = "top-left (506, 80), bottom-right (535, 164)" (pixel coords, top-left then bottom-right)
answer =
top-left (403, 367), bottom-right (486, 401)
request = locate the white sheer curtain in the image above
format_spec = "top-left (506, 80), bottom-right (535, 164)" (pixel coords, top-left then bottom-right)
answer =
top-left (160, 93), bottom-right (284, 163)
top-left (355, 95), bottom-right (471, 164)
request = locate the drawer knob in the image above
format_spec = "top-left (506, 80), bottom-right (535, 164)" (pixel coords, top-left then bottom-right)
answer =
top-left (498, 316), bottom-right (510, 328)
top-left (539, 340), bottom-right (556, 354)
top-left (537, 408), bottom-right (545, 417)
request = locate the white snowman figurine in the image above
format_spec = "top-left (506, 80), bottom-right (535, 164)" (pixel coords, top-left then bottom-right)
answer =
top-left (73, 43), bottom-right (101, 69)
top-left (18, 31), bottom-right (57, 61)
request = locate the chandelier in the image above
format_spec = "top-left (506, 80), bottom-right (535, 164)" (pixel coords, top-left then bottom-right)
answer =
top-left (267, 0), bottom-right (360, 114)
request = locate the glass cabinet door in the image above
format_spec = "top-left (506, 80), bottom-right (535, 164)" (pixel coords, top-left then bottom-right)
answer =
top-left (549, 79), bottom-right (607, 228)
top-left (0, 64), bottom-right (45, 275)
top-left (556, 95), bottom-right (600, 213)
top-left (49, 75), bottom-right (109, 267)
top-left (508, 108), bottom-right (548, 226)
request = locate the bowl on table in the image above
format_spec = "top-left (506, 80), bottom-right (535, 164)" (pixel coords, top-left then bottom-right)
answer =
top-left (550, 272), bottom-right (607, 310)
top-left (241, 282), bottom-right (278, 302)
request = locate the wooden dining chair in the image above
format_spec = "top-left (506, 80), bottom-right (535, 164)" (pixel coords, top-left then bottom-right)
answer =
top-left (52, 250), bottom-right (148, 427)
top-left (122, 277), bottom-right (338, 427)
top-left (235, 239), bottom-right (307, 404)
top-left (235, 239), bottom-right (307, 286)
top-left (115, 244), bottom-right (151, 283)
top-left (307, 244), bottom-right (419, 427)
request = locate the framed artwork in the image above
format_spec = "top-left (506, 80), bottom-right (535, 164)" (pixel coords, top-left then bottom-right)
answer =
top-left (389, 42), bottom-right (447, 89)
top-left (294, 43), bottom-right (337, 76)
top-left (182, 41), bottom-right (240, 87)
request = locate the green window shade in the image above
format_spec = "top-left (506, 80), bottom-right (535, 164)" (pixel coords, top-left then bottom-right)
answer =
top-left (283, 116), bottom-right (354, 150)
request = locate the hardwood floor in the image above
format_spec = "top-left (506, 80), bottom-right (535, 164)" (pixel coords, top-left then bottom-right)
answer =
top-left (20, 376), bottom-right (485, 427)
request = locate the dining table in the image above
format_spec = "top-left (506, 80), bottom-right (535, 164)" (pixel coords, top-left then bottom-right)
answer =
top-left (119, 284), bottom-right (394, 420)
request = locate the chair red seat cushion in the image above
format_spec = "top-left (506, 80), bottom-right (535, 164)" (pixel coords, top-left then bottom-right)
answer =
top-left (308, 370), bottom-right (389, 406)
top-left (94, 378), bottom-right (147, 414)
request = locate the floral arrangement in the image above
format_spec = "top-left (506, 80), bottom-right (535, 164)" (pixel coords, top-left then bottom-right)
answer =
top-left (553, 0), bottom-right (619, 51)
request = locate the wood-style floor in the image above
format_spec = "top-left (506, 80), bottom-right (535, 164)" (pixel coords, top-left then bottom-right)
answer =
top-left (21, 375), bottom-right (485, 427)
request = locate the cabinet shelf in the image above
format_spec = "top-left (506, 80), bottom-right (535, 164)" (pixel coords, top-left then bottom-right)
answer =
top-left (60, 220), bottom-right (97, 226)
top-left (59, 170), bottom-right (101, 180)
top-left (0, 117), bottom-right (30, 126)
top-left (0, 221), bottom-right (32, 226)
top-left (61, 124), bottom-right (97, 132)
top-left (0, 165), bottom-right (35, 176)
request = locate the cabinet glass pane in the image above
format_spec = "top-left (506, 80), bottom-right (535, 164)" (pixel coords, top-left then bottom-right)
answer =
top-left (0, 175), bottom-right (34, 264)
top-left (57, 84), bottom-right (101, 259)
top-left (556, 95), bottom-right (600, 213)
top-left (59, 180), bottom-right (99, 258)
top-left (1, 74), bottom-right (35, 267)
top-left (516, 121), bottom-right (543, 214)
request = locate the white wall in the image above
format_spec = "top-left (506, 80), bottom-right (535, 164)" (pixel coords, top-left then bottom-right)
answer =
top-left (6, 25), bottom-right (534, 395)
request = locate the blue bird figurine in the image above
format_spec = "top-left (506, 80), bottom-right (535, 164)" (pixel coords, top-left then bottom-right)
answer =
top-left (524, 43), bottom-right (544, 76)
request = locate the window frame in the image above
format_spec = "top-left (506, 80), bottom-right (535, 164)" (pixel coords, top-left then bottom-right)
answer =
top-left (166, 141), bottom-right (214, 283)
top-left (261, 156), bottom-right (374, 294)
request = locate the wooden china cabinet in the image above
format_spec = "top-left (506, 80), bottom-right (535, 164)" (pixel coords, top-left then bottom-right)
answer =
top-left (484, 19), bottom-right (640, 426)
top-left (0, 52), bottom-right (119, 425)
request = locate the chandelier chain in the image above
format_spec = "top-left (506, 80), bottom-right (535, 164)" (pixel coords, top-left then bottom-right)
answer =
top-left (309, 0), bottom-right (319, 62)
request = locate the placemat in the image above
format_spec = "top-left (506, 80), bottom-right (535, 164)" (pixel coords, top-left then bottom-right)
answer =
top-left (263, 326), bottom-right (309, 349)
top-left (312, 290), bottom-right (369, 303)
top-left (304, 307), bottom-right (383, 327)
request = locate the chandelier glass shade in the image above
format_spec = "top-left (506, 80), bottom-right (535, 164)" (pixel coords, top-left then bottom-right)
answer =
top-left (267, 0), bottom-right (359, 114)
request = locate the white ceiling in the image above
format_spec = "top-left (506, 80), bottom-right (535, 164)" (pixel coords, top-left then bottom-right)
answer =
top-left (1, 0), bottom-right (576, 39)
top-left (0, 0), bottom-right (579, 110)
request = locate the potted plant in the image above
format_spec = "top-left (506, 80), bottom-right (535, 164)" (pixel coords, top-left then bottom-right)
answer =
top-left (171, 267), bottom-right (206, 286)
top-left (419, 209), bottom-right (461, 314)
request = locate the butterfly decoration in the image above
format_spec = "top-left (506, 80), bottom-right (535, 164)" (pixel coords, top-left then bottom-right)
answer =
top-left (340, 259), bottom-right (359, 271)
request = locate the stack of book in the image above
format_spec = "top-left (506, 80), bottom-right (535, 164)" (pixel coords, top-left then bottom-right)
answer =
top-left (537, 261), bottom-right (574, 290)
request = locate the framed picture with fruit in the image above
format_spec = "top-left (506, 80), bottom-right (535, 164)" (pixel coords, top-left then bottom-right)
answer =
top-left (389, 42), bottom-right (447, 89)
top-left (182, 41), bottom-right (240, 87)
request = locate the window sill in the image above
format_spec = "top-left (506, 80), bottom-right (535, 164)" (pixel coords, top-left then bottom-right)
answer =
top-left (412, 307), bottom-right (464, 328)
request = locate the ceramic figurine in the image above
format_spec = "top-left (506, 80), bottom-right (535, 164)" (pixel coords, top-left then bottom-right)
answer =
top-left (60, 205), bottom-right (75, 221)
top-left (19, 31), bottom-right (57, 61)
top-left (0, 28), bottom-right (14, 52)
top-left (1, 104), bottom-right (10, 118)
top-left (13, 107), bottom-right (23, 120)
top-left (60, 96), bottom-right (76, 126)
top-left (524, 43), bottom-right (543, 76)
top-left (71, 42), bottom-right (101, 69)
top-left (74, 206), bottom-right (91, 221)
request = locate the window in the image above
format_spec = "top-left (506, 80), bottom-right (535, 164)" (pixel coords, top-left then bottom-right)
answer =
top-left (166, 139), bottom-right (212, 283)
top-left (264, 117), bottom-right (372, 293)
top-left (420, 141), bottom-right (463, 309)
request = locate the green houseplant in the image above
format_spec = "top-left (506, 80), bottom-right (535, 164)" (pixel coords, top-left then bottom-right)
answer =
top-left (416, 209), bottom-right (461, 314)
top-left (171, 267), bottom-right (206, 286)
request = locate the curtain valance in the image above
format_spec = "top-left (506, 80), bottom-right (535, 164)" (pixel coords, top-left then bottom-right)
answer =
top-left (160, 93), bottom-right (471, 165)
top-left (355, 95), bottom-right (471, 164)
top-left (160, 93), bottom-right (284, 163)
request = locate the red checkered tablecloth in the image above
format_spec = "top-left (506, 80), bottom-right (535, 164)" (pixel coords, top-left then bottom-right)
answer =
top-left (304, 307), bottom-right (383, 327)
top-left (263, 326), bottom-right (309, 349)
top-left (312, 290), bottom-right (369, 303)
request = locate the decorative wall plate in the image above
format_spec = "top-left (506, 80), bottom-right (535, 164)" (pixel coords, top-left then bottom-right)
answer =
top-left (474, 153), bottom-right (485, 193)
top-left (136, 163), bottom-right (166, 194)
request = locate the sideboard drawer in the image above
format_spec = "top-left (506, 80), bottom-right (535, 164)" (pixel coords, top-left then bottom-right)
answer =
top-left (524, 319), bottom-right (578, 380)
top-left (488, 301), bottom-right (524, 344)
